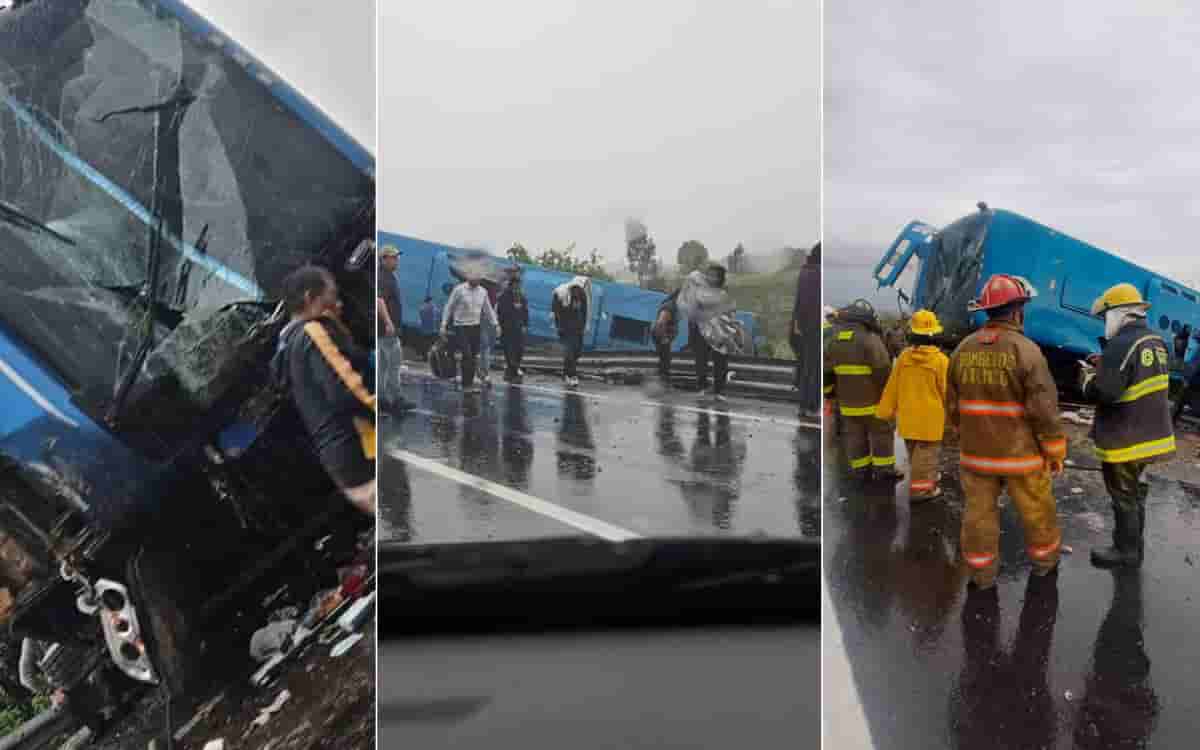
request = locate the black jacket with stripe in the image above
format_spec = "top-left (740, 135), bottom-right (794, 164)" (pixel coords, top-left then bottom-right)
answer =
top-left (273, 316), bottom-right (376, 487)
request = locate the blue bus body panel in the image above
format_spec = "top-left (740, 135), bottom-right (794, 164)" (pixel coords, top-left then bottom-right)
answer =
top-left (883, 208), bottom-right (1200, 369)
top-left (0, 0), bottom-right (375, 532)
top-left (383, 231), bottom-right (763, 354)
top-left (874, 221), bottom-right (936, 288)
top-left (0, 330), bottom-right (162, 530)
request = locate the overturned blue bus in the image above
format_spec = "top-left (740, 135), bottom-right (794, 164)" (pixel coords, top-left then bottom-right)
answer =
top-left (0, 0), bottom-right (375, 702)
top-left (382, 232), bottom-right (766, 355)
top-left (872, 204), bottom-right (1200, 390)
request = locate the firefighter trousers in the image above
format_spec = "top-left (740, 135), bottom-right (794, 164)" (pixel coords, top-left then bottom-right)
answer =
top-left (905, 439), bottom-right (942, 499)
top-left (960, 467), bottom-right (1060, 586)
top-left (842, 414), bottom-right (895, 474)
top-left (1101, 460), bottom-right (1150, 517)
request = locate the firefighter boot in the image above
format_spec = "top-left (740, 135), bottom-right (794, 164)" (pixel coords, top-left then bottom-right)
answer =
top-left (1091, 505), bottom-right (1141, 568)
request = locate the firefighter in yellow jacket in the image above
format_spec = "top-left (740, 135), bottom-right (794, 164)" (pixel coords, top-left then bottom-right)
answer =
top-left (824, 300), bottom-right (898, 483)
top-left (877, 309), bottom-right (949, 503)
top-left (1080, 283), bottom-right (1176, 568)
top-left (947, 275), bottom-right (1067, 588)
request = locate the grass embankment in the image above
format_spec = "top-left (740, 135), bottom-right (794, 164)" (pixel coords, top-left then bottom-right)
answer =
top-left (725, 269), bottom-right (799, 360)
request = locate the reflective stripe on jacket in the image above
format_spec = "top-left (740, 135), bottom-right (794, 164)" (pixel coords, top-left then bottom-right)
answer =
top-left (823, 322), bottom-right (890, 416)
top-left (1085, 320), bottom-right (1176, 464)
top-left (947, 321), bottom-right (1066, 475)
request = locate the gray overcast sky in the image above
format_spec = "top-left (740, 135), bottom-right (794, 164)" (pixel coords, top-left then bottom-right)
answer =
top-left (828, 0), bottom-right (1200, 299)
top-left (382, 0), bottom-right (818, 266)
top-left (184, 0), bottom-right (375, 151)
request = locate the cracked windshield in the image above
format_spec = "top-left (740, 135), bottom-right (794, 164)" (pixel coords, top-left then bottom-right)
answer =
top-left (0, 2), bottom-right (376, 749)
top-left (0, 0), bottom-right (372, 413)
top-left (379, 0), bottom-right (821, 547)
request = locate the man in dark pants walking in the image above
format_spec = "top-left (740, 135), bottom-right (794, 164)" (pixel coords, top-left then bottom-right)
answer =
top-left (674, 263), bottom-right (743, 403)
top-left (377, 245), bottom-right (413, 412)
top-left (441, 273), bottom-right (498, 393)
top-left (497, 267), bottom-right (529, 382)
top-left (552, 277), bottom-right (590, 388)
top-left (653, 290), bottom-right (680, 383)
top-left (791, 241), bottom-right (821, 416)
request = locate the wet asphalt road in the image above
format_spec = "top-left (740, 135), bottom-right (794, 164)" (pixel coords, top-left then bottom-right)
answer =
top-left (824, 425), bottom-right (1200, 749)
top-left (381, 370), bottom-right (818, 544)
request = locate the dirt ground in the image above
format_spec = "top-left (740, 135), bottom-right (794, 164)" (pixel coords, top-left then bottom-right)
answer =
top-left (1059, 404), bottom-right (1200, 482)
top-left (78, 610), bottom-right (375, 750)
top-left (27, 525), bottom-right (380, 750)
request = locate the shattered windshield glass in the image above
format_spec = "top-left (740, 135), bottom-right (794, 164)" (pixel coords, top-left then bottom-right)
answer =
top-left (0, 0), bottom-right (373, 408)
top-left (917, 212), bottom-right (991, 339)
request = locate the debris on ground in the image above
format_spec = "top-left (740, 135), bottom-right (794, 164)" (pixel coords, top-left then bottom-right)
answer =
top-left (337, 591), bottom-right (376, 634)
top-left (1062, 410), bottom-right (1094, 426)
top-left (245, 689), bottom-right (292, 736)
top-left (250, 620), bottom-right (299, 662)
top-left (174, 693), bottom-right (225, 741)
top-left (330, 633), bottom-right (364, 658)
top-left (1071, 487), bottom-right (1084, 495)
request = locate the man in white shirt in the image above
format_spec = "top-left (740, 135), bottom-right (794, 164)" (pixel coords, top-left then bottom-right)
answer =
top-left (441, 273), bottom-right (499, 392)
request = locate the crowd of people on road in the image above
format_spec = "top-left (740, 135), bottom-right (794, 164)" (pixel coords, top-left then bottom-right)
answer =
top-left (826, 274), bottom-right (1177, 588)
top-left (376, 241), bottom-right (825, 409)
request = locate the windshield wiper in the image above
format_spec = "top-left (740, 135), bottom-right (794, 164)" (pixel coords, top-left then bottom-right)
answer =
top-left (106, 211), bottom-right (164, 426)
top-left (104, 85), bottom-right (195, 426)
top-left (0, 199), bottom-right (76, 246)
top-left (379, 536), bottom-right (819, 635)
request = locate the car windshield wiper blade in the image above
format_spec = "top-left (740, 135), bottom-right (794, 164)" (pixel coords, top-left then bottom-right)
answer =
top-left (379, 536), bottom-right (820, 634)
top-left (0, 200), bottom-right (76, 246)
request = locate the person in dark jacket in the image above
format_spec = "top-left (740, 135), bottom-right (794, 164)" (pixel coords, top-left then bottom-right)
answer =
top-left (1080, 283), bottom-right (1175, 568)
top-left (653, 290), bottom-right (681, 383)
top-left (497, 268), bottom-right (530, 382)
top-left (552, 276), bottom-right (590, 388)
top-left (791, 242), bottom-right (821, 415)
top-left (273, 266), bottom-right (376, 516)
top-left (1174, 324), bottom-right (1191, 362)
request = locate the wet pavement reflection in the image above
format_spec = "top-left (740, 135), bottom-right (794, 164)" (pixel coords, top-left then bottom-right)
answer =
top-left (381, 374), bottom-right (816, 544)
top-left (824, 427), bottom-right (1198, 749)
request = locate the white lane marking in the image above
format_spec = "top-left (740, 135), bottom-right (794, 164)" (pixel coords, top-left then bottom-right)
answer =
top-left (0, 357), bottom-right (79, 428)
top-left (822, 573), bottom-right (876, 748)
top-left (400, 372), bottom-right (815, 430)
top-left (391, 448), bottom-right (642, 543)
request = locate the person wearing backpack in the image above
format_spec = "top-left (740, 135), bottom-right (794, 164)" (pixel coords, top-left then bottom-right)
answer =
top-left (272, 265), bottom-right (376, 516)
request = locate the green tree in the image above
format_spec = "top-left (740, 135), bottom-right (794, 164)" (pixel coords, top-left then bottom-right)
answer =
top-left (506, 243), bottom-right (532, 264)
top-left (534, 242), bottom-right (613, 281)
top-left (676, 240), bottom-right (709, 273)
top-left (625, 218), bottom-right (659, 288)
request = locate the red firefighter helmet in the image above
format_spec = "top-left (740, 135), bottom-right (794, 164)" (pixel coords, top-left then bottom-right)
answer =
top-left (967, 274), bottom-right (1037, 312)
